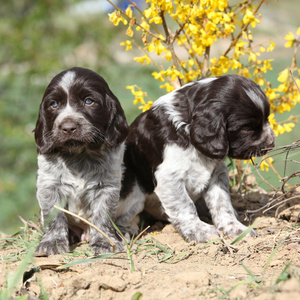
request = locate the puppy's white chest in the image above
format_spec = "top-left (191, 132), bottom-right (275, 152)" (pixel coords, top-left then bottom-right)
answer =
top-left (37, 154), bottom-right (98, 217)
top-left (185, 159), bottom-right (214, 199)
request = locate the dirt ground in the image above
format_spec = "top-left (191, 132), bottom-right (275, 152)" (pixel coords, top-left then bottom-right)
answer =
top-left (1, 190), bottom-right (300, 300)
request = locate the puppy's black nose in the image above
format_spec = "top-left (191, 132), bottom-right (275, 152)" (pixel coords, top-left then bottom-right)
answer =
top-left (60, 119), bottom-right (78, 134)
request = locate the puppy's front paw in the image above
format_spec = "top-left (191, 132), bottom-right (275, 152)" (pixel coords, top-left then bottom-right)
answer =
top-left (90, 236), bottom-right (124, 255)
top-left (220, 221), bottom-right (257, 238)
top-left (36, 237), bottom-right (70, 255)
top-left (181, 221), bottom-right (220, 243)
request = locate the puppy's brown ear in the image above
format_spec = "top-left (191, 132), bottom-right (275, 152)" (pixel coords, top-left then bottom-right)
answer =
top-left (34, 103), bottom-right (54, 154)
top-left (105, 94), bottom-right (129, 149)
top-left (190, 103), bottom-right (229, 160)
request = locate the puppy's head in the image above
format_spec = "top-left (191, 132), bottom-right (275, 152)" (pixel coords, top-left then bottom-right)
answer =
top-left (35, 67), bottom-right (128, 154)
top-left (190, 75), bottom-right (275, 160)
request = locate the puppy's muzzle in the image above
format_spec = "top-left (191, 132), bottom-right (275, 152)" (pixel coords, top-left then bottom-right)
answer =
top-left (59, 118), bottom-right (79, 135)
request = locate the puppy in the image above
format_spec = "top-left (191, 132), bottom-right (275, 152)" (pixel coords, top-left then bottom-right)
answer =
top-left (35, 67), bottom-right (128, 255)
top-left (117, 75), bottom-right (275, 243)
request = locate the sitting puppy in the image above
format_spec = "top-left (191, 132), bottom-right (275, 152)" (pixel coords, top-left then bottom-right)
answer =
top-left (35, 67), bottom-right (128, 255)
top-left (118, 75), bottom-right (275, 243)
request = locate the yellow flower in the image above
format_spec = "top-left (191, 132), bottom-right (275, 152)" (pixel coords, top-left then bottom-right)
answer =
top-left (126, 26), bottom-right (134, 37)
top-left (265, 88), bottom-right (278, 101)
top-left (224, 23), bottom-right (235, 35)
top-left (284, 122), bottom-right (295, 132)
top-left (152, 71), bottom-right (165, 82)
top-left (163, 50), bottom-right (173, 62)
top-left (268, 113), bottom-right (276, 126)
top-left (243, 9), bottom-right (260, 28)
top-left (255, 77), bottom-right (266, 86)
top-left (160, 82), bottom-right (175, 93)
top-left (267, 41), bottom-right (275, 52)
top-left (241, 68), bottom-right (251, 78)
top-left (277, 124), bottom-right (285, 135)
top-left (147, 42), bottom-right (155, 53)
top-left (136, 19), bottom-right (150, 32)
top-left (248, 51), bottom-right (257, 62)
top-left (120, 40), bottom-right (132, 51)
top-left (126, 85), bottom-right (136, 93)
top-left (276, 83), bottom-right (288, 93)
top-left (284, 32), bottom-right (295, 48)
top-left (108, 11), bottom-right (128, 26)
top-left (125, 6), bottom-right (133, 18)
top-left (187, 59), bottom-right (194, 68)
top-left (188, 24), bottom-right (198, 35)
top-left (205, 21), bottom-right (217, 32)
top-left (154, 39), bottom-right (166, 55)
top-left (278, 68), bottom-right (289, 83)
top-left (184, 70), bottom-right (200, 83)
top-left (259, 46), bottom-right (265, 52)
top-left (260, 157), bottom-right (274, 172)
top-left (134, 55), bottom-right (151, 65)
top-left (230, 59), bottom-right (241, 70)
top-left (260, 59), bottom-right (273, 73)
top-left (151, 15), bottom-right (162, 25)
top-left (140, 101), bottom-right (153, 112)
top-left (144, 7), bottom-right (154, 19)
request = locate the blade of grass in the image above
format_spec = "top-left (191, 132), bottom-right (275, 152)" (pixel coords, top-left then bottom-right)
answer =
top-left (58, 252), bottom-right (124, 269)
top-left (226, 277), bottom-right (258, 295)
top-left (230, 219), bottom-right (262, 245)
top-left (275, 263), bottom-right (291, 285)
top-left (240, 261), bottom-right (262, 285)
top-left (3, 238), bottom-right (39, 299)
top-left (54, 205), bottom-right (116, 252)
top-left (167, 250), bottom-right (194, 263)
top-left (263, 238), bottom-right (286, 272)
top-left (197, 238), bottom-right (220, 249)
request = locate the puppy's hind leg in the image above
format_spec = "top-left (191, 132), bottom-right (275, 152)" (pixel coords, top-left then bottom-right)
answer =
top-left (115, 183), bottom-right (146, 239)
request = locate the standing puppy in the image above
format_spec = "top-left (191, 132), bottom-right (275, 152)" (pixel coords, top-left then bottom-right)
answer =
top-left (35, 67), bottom-right (128, 255)
top-left (118, 75), bottom-right (275, 243)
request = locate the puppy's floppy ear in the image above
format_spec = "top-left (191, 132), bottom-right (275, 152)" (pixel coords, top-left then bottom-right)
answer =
top-left (34, 103), bottom-right (54, 154)
top-left (105, 94), bottom-right (129, 148)
top-left (190, 103), bottom-right (229, 160)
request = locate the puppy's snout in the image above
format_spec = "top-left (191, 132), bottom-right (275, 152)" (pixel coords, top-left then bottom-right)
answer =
top-left (268, 128), bottom-right (276, 149)
top-left (59, 119), bottom-right (78, 135)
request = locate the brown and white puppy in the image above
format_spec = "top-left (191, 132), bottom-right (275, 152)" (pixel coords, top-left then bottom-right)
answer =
top-left (35, 67), bottom-right (128, 255)
top-left (118, 75), bottom-right (275, 243)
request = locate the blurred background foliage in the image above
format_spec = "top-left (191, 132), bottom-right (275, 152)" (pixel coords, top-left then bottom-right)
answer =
top-left (0, 0), bottom-right (299, 234)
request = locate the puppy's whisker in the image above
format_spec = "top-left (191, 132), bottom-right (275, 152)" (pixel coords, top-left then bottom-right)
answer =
top-left (44, 131), bottom-right (53, 140)
top-left (261, 147), bottom-right (274, 152)
top-left (91, 126), bottom-right (106, 142)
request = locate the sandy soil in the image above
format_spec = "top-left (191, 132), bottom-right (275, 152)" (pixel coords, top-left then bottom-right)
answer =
top-left (1, 191), bottom-right (300, 299)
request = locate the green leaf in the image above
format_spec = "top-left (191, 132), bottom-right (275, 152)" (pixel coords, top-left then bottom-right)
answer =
top-left (131, 292), bottom-right (143, 300)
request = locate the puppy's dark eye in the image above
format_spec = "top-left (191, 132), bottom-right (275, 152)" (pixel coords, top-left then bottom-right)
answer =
top-left (84, 98), bottom-right (94, 106)
top-left (241, 126), bottom-right (251, 131)
top-left (50, 101), bottom-right (58, 109)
